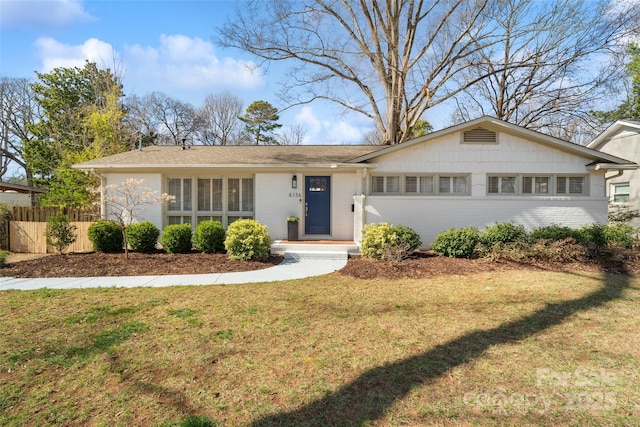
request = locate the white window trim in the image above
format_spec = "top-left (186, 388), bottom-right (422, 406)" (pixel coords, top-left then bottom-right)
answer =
top-left (166, 175), bottom-right (255, 227)
top-left (370, 174), bottom-right (471, 196)
top-left (611, 182), bottom-right (630, 204)
top-left (486, 174), bottom-right (589, 196)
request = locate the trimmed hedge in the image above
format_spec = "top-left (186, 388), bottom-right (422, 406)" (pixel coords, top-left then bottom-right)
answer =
top-left (193, 220), bottom-right (226, 253)
top-left (162, 224), bottom-right (193, 254)
top-left (224, 219), bottom-right (271, 260)
top-left (431, 226), bottom-right (480, 258)
top-left (126, 221), bottom-right (160, 253)
top-left (360, 223), bottom-right (421, 260)
top-left (88, 220), bottom-right (123, 253)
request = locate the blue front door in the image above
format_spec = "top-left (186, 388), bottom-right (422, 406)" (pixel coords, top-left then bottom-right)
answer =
top-left (305, 176), bottom-right (331, 235)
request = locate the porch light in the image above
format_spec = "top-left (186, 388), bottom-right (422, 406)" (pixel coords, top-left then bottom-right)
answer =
top-left (292, 175), bottom-right (298, 189)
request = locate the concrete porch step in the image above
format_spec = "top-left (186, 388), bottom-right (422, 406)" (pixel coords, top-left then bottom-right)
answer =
top-left (271, 241), bottom-right (360, 260)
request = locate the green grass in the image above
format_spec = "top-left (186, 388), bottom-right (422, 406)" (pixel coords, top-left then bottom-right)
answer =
top-left (1, 269), bottom-right (639, 426)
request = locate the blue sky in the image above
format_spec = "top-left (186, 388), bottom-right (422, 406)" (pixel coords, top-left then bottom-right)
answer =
top-left (0, 0), bottom-right (388, 145)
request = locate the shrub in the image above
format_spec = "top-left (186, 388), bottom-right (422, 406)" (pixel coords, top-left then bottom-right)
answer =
top-left (44, 213), bottom-right (77, 254)
top-left (360, 223), bottom-right (421, 261)
top-left (224, 219), bottom-right (272, 260)
top-left (431, 226), bottom-right (480, 258)
top-left (193, 220), bottom-right (226, 253)
top-left (0, 249), bottom-right (9, 266)
top-left (361, 223), bottom-right (394, 260)
top-left (576, 224), bottom-right (607, 249)
top-left (161, 224), bottom-right (193, 254)
top-left (126, 221), bottom-right (160, 253)
top-left (480, 222), bottom-right (527, 247)
top-left (529, 224), bottom-right (579, 242)
top-left (392, 224), bottom-right (422, 253)
top-left (603, 224), bottom-right (635, 248)
top-left (88, 220), bottom-right (123, 253)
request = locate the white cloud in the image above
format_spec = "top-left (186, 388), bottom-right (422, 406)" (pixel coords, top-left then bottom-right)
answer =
top-left (35, 37), bottom-right (116, 71)
top-left (327, 119), bottom-right (368, 144)
top-left (293, 105), bottom-right (370, 145)
top-left (124, 34), bottom-right (265, 91)
top-left (0, 0), bottom-right (94, 29)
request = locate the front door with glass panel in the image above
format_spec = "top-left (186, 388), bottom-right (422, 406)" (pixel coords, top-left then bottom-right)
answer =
top-left (305, 176), bottom-right (331, 235)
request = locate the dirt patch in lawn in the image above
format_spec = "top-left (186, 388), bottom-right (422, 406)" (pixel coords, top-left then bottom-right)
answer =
top-left (3, 249), bottom-right (640, 279)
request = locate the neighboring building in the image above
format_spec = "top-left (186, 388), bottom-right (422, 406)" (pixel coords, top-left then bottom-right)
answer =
top-left (588, 120), bottom-right (640, 227)
top-left (74, 116), bottom-right (636, 247)
top-left (0, 182), bottom-right (45, 206)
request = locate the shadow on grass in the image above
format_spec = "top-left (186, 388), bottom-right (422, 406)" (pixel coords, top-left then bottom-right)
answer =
top-left (253, 266), bottom-right (630, 426)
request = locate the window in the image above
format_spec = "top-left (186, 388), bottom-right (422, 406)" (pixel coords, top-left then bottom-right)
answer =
top-left (557, 176), bottom-right (585, 195)
top-left (522, 176), bottom-right (550, 194)
top-left (440, 176), bottom-right (468, 194)
top-left (167, 178), bottom-right (192, 211)
top-left (405, 176), bottom-right (435, 194)
top-left (228, 178), bottom-right (254, 212)
top-left (488, 174), bottom-right (587, 196)
top-left (488, 176), bottom-right (516, 194)
top-left (612, 182), bottom-right (630, 203)
top-left (373, 174), bottom-right (468, 195)
top-left (371, 176), bottom-right (400, 194)
top-left (167, 176), bottom-right (254, 226)
top-left (197, 178), bottom-right (223, 211)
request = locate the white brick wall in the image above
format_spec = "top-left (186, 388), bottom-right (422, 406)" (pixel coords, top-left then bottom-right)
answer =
top-left (363, 197), bottom-right (608, 248)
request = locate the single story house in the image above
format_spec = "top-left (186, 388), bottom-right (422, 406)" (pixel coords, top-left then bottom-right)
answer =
top-left (587, 119), bottom-right (640, 227)
top-left (0, 182), bottom-right (46, 206)
top-left (74, 116), bottom-right (636, 247)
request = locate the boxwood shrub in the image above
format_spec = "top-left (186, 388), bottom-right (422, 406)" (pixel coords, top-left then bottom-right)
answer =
top-left (193, 220), bottom-right (226, 253)
top-left (431, 226), bottom-right (480, 258)
top-left (224, 219), bottom-right (271, 260)
top-left (480, 222), bottom-right (527, 247)
top-left (529, 224), bottom-right (579, 242)
top-left (162, 223), bottom-right (193, 254)
top-left (88, 220), bottom-right (123, 253)
top-left (126, 221), bottom-right (160, 253)
top-left (361, 223), bottom-right (421, 260)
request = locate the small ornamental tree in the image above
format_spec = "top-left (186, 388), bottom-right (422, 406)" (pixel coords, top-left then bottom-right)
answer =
top-left (101, 178), bottom-right (175, 258)
top-left (44, 212), bottom-right (77, 254)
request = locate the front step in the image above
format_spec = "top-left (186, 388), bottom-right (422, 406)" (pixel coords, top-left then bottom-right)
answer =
top-left (271, 241), bottom-right (360, 260)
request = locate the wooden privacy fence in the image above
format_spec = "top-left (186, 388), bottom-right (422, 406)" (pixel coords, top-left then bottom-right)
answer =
top-left (5, 206), bottom-right (99, 254)
top-left (10, 221), bottom-right (93, 254)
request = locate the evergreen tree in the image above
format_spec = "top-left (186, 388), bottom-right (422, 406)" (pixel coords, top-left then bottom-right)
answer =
top-left (239, 100), bottom-right (282, 145)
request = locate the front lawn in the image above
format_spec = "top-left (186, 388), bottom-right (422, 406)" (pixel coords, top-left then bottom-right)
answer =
top-left (1, 269), bottom-right (638, 426)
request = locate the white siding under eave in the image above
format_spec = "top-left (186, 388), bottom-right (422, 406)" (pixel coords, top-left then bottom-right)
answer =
top-left (363, 196), bottom-right (608, 248)
top-left (255, 173), bottom-right (304, 240)
top-left (103, 173), bottom-right (164, 228)
top-left (331, 173), bottom-right (358, 241)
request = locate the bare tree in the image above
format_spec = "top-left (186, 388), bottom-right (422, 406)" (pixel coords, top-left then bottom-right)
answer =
top-left (277, 124), bottom-right (307, 145)
top-left (147, 92), bottom-right (202, 145)
top-left (124, 94), bottom-right (161, 149)
top-left (219, 0), bottom-right (507, 145)
top-left (101, 178), bottom-right (174, 259)
top-left (0, 77), bottom-right (39, 186)
top-left (450, 0), bottom-right (639, 144)
top-left (197, 92), bottom-right (243, 145)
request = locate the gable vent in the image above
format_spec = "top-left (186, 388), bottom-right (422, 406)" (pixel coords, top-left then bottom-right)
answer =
top-left (462, 127), bottom-right (497, 144)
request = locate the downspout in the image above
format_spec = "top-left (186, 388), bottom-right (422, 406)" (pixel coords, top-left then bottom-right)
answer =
top-left (90, 168), bottom-right (107, 219)
top-left (603, 170), bottom-right (624, 200)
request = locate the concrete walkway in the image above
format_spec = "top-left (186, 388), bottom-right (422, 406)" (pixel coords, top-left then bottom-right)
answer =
top-left (0, 253), bottom-right (349, 291)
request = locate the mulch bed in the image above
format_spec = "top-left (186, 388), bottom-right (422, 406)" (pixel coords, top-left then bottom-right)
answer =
top-left (2, 249), bottom-right (640, 280)
top-left (1, 251), bottom-right (283, 278)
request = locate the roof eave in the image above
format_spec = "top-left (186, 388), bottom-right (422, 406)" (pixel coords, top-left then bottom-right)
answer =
top-left (587, 162), bottom-right (639, 171)
top-left (74, 162), bottom-right (374, 171)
